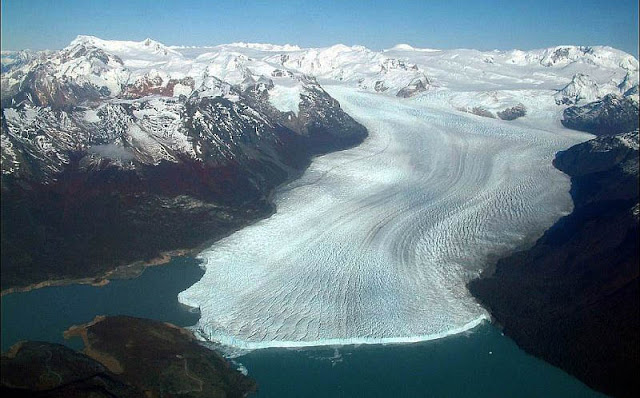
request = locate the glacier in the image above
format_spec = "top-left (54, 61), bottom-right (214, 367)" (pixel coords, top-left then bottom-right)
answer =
top-left (2, 36), bottom-right (636, 349)
top-left (178, 86), bottom-right (591, 349)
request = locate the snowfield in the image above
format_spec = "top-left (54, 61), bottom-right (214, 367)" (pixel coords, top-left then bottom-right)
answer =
top-left (178, 86), bottom-right (591, 349)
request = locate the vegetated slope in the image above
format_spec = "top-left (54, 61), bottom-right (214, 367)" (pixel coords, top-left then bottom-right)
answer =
top-left (1, 316), bottom-right (256, 397)
top-left (469, 131), bottom-right (639, 398)
top-left (1, 341), bottom-right (140, 397)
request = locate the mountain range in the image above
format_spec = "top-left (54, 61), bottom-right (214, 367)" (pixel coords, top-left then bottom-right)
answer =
top-left (2, 36), bottom-right (638, 288)
top-left (1, 36), bottom-right (639, 397)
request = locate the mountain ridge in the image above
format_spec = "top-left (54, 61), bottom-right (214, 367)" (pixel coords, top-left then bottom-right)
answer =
top-left (469, 130), bottom-right (639, 398)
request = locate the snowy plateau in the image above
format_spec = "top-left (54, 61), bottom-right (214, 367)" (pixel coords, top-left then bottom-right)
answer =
top-left (2, 37), bottom-right (638, 349)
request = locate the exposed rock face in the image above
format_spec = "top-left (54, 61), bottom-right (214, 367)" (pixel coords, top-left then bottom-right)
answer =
top-left (379, 58), bottom-right (419, 73)
top-left (374, 80), bottom-right (388, 92)
top-left (470, 107), bottom-right (495, 118)
top-left (469, 131), bottom-right (640, 398)
top-left (561, 94), bottom-right (639, 135)
top-left (396, 76), bottom-right (429, 98)
top-left (1, 316), bottom-right (256, 397)
top-left (623, 84), bottom-right (639, 99)
top-left (497, 103), bottom-right (527, 120)
top-left (0, 39), bottom-right (367, 290)
top-left (271, 69), bottom-right (293, 78)
top-left (123, 75), bottom-right (195, 99)
top-left (288, 77), bottom-right (368, 151)
top-left (618, 72), bottom-right (637, 94)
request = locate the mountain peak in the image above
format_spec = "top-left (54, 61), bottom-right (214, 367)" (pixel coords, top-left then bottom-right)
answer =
top-left (67, 35), bottom-right (179, 58)
top-left (142, 37), bottom-right (166, 48)
top-left (69, 35), bottom-right (103, 47)
top-left (390, 43), bottom-right (415, 51)
top-left (554, 73), bottom-right (602, 105)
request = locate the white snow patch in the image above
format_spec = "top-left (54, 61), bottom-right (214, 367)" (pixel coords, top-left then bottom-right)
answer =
top-left (617, 132), bottom-right (639, 150)
top-left (268, 83), bottom-right (302, 115)
top-left (83, 109), bottom-right (101, 123)
top-left (2, 108), bottom-right (20, 122)
top-left (172, 83), bottom-right (192, 97)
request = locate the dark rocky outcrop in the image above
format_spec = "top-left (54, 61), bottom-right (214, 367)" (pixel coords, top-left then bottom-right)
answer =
top-left (396, 76), bottom-right (429, 98)
top-left (623, 85), bottom-right (638, 98)
top-left (561, 94), bottom-right (639, 135)
top-left (1, 316), bottom-right (256, 397)
top-left (374, 80), bottom-right (388, 92)
top-left (470, 107), bottom-right (496, 118)
top-left (497, 103), bottom-right (527, 120)
top-left (469, 131), bottom-right (639, 398)
top-left (457, 106), bottom-right (497, 119)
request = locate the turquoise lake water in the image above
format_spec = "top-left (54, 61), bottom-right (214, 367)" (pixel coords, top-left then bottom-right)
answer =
top-left (1, 256), bottom-right (606, 397)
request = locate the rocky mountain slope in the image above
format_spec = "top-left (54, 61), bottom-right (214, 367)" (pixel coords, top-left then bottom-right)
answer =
top-left (561, 94), bottom-right (639, 135)
top-left (469, 131), bottom-right (639, 398)
top-left (0, 37), bottom-right (367, 290)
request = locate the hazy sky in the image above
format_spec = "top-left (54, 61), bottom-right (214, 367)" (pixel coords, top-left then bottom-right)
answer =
top-left (2, 0), bottom-right (638, 56)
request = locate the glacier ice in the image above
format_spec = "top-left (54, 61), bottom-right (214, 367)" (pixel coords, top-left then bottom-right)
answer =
top-left (178, 87), bottom-right (589, 349)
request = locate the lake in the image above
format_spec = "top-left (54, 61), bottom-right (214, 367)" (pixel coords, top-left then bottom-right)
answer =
top-left (1, 256), bottom-right (606, 397)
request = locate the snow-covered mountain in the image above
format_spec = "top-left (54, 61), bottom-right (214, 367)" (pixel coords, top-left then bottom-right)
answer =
top-left (1, 36), bottom-right (638, 289)
top-left (1, 36), bottom-right (371, 289)
top-left (561, 94), bottom-right (639, 135)
top-left (2, 38), bottom-right (637, 178)
top-left (1, 36), bottom-right (378, 182)
top-left (3, 38), bottom-right (637, 110)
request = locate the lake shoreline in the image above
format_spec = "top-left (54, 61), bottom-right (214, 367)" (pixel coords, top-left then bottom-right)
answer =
top-left (1, 248), bottom-right (192, 297)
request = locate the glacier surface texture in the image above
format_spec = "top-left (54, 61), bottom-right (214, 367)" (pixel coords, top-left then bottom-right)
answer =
top-left (179, 87), bottom-right (588, 349)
